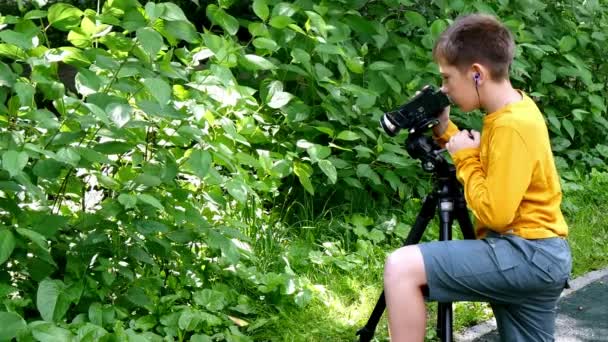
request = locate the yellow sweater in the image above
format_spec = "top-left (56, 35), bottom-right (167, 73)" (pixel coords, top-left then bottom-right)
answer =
top-left (435, 93), bottom-right (568, 239)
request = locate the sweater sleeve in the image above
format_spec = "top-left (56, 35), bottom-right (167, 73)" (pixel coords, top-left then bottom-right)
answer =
top-left (433, 120), bottom-right (459, 148)
top-left (451, 126), bottom-right (534, 231)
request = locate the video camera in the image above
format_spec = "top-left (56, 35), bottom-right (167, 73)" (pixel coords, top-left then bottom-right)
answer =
top-left (379, 85), bottom-right (450, 136)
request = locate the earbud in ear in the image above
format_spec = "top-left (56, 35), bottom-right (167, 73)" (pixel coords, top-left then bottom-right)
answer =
top-left (473, 73), bottom-right (480, 86)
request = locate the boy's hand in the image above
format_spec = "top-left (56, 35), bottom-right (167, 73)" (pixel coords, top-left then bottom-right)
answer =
top-left (446, 129), bottom-right (480, 155)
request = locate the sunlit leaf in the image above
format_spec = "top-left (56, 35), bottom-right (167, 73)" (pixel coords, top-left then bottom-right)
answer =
top-left (48, 3), bottom-right (83, 31)
top-left (2, 151), bottom-right (28, 177)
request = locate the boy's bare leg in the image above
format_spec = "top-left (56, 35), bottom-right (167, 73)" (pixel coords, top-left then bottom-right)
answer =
top-left (384, 245), bottom-right (428, 341)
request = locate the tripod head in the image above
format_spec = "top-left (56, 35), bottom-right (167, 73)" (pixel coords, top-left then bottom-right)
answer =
top-left (405, 133), bottom-right (453, 177)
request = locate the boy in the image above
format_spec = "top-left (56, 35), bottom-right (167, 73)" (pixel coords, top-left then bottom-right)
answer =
top-left (383, 14), bottom-right (572, 341)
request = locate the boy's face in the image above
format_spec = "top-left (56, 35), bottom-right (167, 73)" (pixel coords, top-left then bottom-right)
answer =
top-left (437, 59), bottom-right (479, 112)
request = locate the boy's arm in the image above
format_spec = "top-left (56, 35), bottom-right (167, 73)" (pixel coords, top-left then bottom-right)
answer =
top-left (433, 120), bottom-right (459, 147)
top-left (452, 126), bottom-right (533, 231)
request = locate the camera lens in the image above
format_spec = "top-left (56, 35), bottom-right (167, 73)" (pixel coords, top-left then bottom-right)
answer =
top-left (380, 114), bottom-right (400, 137)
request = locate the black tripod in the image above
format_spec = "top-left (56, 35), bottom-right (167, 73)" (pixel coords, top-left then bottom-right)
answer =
top-left (357, 134), bottom-right (476, 342)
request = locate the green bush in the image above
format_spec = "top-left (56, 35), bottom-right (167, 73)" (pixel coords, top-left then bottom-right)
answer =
top-left (1, 0), bottom-right (608, 340)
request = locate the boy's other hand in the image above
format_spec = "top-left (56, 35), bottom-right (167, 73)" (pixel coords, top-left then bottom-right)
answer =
top-left (446, 129), bottom-right (480, 155)
top-left (432, 106), bottom-right (450, 137)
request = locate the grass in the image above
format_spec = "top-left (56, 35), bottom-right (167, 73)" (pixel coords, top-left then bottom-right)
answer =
top-left (255, 172), bottom-right (608, 341)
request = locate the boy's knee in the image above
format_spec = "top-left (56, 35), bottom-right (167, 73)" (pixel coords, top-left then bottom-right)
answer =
top-left (384, 246), bottom-right (426, 287)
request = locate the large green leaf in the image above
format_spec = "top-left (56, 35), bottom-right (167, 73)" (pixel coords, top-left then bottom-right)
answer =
top-left (136, 27), bottom-right (163, 58)
top-left (206, 5), bottom-right (239, 35)
top-left (0, 229), bottom-right (15, 265)
top-left (144, 78), bottom-right (171, 105)
top-left (239, 54), bottom-right (276, 70)
top-left (317, 160), bottom-right (337, 184)
top-left (294, 162), bottom-right (314, 195)
top-left (37, 279), bottom-right (71, 322)
top-left (137, 194), bottom-right (164, 211)
top-left (0, 30), bottom-right (36, 49)
top-left (0, 312), bottom-right (26, 341)
top-left (2, 151), bottom-right (29, 177)
top-left (253, 0), bottom-right (270, 21)
top-left (226, 179), bottom-right (248, 204)
top-left (48, 3), bottom-right (83, 31)
top-left (186, 150), bottom-right (212, 179)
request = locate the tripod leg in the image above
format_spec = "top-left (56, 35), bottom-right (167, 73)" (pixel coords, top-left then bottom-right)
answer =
top-left (356, 193), bottom-right (438, 342)
top-left (436, 199), bottom-right (454, 342)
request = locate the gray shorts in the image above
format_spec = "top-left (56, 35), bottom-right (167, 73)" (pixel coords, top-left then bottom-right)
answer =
top-left (419, 232), bottom-right (572, 341)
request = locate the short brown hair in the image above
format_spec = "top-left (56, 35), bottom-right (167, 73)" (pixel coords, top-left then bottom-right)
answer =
top-left (433, 14), bottom-right (515, 80)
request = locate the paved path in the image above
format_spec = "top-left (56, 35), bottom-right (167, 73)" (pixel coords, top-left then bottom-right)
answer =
top-left (456, 268), bottom-right (608, 342)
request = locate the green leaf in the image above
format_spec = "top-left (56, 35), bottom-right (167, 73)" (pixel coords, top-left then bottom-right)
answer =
top-left (67, 28), bottom-right (92, 48)
top-left (336, 131), bottom-right (360, 141)
top-left (137, 194), bottom-right (164, 211)
top-left (16, 228), bottom-right (49, 250)
top-left (318, 160), bottom-right (337, 184)
top-left (253, 37), bottom-right (278, 51)
top-left (88, 303), bottom-right (103, 326)
top-left (306, 144), bottom-right (331, 162)
top-left (94, 141), bottom-right (133, 154)
top-left (269, 15), bottom-right (294, 29)
top-left (37, 279), bottom-right (71, 322)
top-left (135, 220), bottom-right (169, 235)
top-left (186, 150), bottom-right (212, 179)
top-left (2, 150), bottom-right (29, 177)
top-left (58, 47), bottom-right (92, 67)
top-left (163, 20), bottom-right (200, 44)
top-left (75, 69), bottom-right (101, 96)
top-left (106, 103), bottom-right (132, 128)
top-left (294, 162), bottom-right (314, 195)
top-left (357, 164), bottom-right (381, 185)
top-left (404, 11), bottom-right (426, 28)
top-left (268, 91), bottom-right (293, 108)
top-left (596, 144), bottom-right (608, 158)
top-left (0, 30), bottom-right (35, 49)
top-left (136, 27), bottom-right (163, 58)
top-left (134, 174), bottom-right (162, 187)
top-left (240, 54), bottom-right (276, 70)
top-left (562, 119), bottom-right (575, 139)
top-left (55, 147), bottom-right (81, 167)
top-left (226, 179), bottom-right (248, 204)
top-left (118, 193), bottom-right (137, 209)
top-left (207, 5), bottom-right (239, 35)
top-left (305, 11), bottom-right (327, 38)
top-left (144, 78), bottom-right (171, 105)
top-left (540, 67), bottom-right (556, 84)
top-left (75, 147), bottom-right (112, 164)
top-left (48, 3), bottom-right (83, 31)
top-left (344, 56), bottom-right (364, 74)
top-left (0, 44), bottom-right (27, 60)
top-left (0, 312), bottom-right (26, 341)
top-left (158, 2), bottom-right (189, 21)
top-left (253, 0), bottom-right (269, 21)
top-left (25, 9), bottom-right (48, 20)
top-left (559, 36), bottom-right (577, 53)
top-left (0, 61), bottom-right (16, 87)
top-left (31, 322), bottom-right (73, 341)
top-left (430, 19), bottom-right (448, 40)
top-left (381, 73), bottom-right (401, 93)
top-left (126, 287), bottom-right (152, 308)
top-left (0, 229), bottom-right (16, 265)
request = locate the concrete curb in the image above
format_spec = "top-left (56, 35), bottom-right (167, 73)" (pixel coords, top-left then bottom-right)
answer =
top-left (454, 267), bottom-right (608, 342)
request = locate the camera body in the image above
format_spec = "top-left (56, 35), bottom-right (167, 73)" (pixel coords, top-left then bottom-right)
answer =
top-left (380, 86), bottom-right (450, 136)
